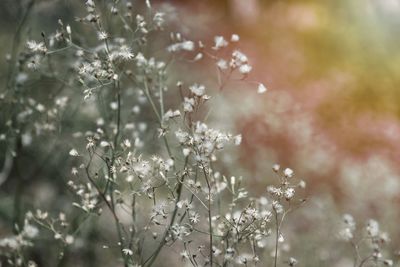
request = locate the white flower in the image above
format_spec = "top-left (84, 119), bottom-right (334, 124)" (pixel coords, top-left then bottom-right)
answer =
top-left (343, 214), bottom-right (355, 228)
top-left (66, 25), bottom-right (72, 35)
top-left (180, 250), bottom-right (190, 260)
top-left (163, 109), bottom-right (181, 121)
top-left (283, 168), bottom-right (294, 178)
top-left (182, 148), bottom-right (191, 156)
top-left (183, 97), bottom-right (195, 112)
top-left (118, 45), bottom-right (134, 60)
top-left (367, 219), bottom-right (380, 237)
top-left (122, 248), bottom-right (133, 256)
top-left (97, 31), bottom-right (109, 40)
top-left (284, 188), bottom-right (295, 200)
top-left (65, 235), bottom-right (74, 244)
top-left (231, 50), bottom-right (248, 68)
top-left (272, 201), bottom-right (284, 214)
top-left (110, 102), bottom-right (118, 110)
top-left (193, 53), bottom-right (203, 61)
top-left (189, 84), bottom-right (205, 97)
top-left (69, 149), bottom-right (79, 157)
top-left (217, 59), bottom-right (228, 70)
top-left (100, 141), bottom-right (110, 147)
top-left (233, 134), bottom-right (242, 145)
top-left (123, 139), bottom-right (131, 148)
top-left (239, 64), bottom-right (252, 74)
top-left (181, 41), bottom-right (194, 51)
top-left (231, 34), bottom-right (240, 42)
top-left (339, 227), bottom-right (353, 241)
top-left (213, 36), bottom-right (228, 50)
top-left (145, 0), bottom-right (151, 8)
top-left (298, 180), bottom-right (306, 188)
top-left (167, 41), bottom-right (194, 52)
top-left (23, 224), bottom-right (39, 238)
top-left (153, 12), bottom-right (164, 27)
top-left (189, 212), bottom-right (200, 224)
top-left (257, 83), bottom-right (267, 94)
top-left (273, 164), bottom-right (280, 172)
top-left (383, 259), bottom-right (393, 266)
top-left (288, 257), bottom-right (298, 266)
top-left (54, 233), bottom-right (62, 240)
top-left (26, 40), bottom-right (47, 53)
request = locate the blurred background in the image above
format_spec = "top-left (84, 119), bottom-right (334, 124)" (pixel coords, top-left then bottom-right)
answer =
top-left (167, 0), bottom-right (400, 216)
top-left (1, 0), bottom-right (400, 266)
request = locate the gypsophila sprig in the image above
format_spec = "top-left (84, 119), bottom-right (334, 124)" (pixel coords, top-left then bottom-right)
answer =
top-left (1, 1), bottom-right (398, 267)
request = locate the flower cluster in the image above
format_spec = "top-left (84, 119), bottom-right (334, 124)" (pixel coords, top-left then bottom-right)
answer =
top-left (1, 1), bottom-right (398, 267)
top-left (339, 214), bottom-right (394, 266)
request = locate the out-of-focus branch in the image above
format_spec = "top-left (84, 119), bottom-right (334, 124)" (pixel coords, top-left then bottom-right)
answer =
top-left (5, 0), bottom-right (35, 90)
top-left (0, 151), bottom-right (13, 186)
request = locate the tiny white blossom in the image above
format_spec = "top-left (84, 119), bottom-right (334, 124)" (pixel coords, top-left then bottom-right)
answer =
top-left (231, 34), bottom-right (240, 42)
top-left (69, 149), bottom-right (79, 157)
top-left (367, 219), bottom-right (380, 237)
top-left (183, 97), bottom-right (195, 112)
top-left (181, 41), bottom-right (194, 51)
top-left (97, 31), bottom-right (109, 40)
top-left (163, 109), bottom-right (181, 121)
top-left (65, 235), bottom-right (74, 244)
top-left (239, 64), bottom-right (252, 74)
top-left (217, 59), bottom-right (228, 70)
top-left (110, 102), bottom-right (118, 110)
top-left (284, 188), bottom-right (295, 200)
top-left (233, 134), bottom-right (242, 145)
top-left (257, 83), bottom-right (267, 94)
top-left (123, 139), bottom-right (131, 148)
top-left (283, 168), bottom-right (294, 178)
top-left (383, 259), bottom-right (393, 266)
top-left (288, 257), bottom-right (298, 266)
top-left (273, 164), bottom-right (280, 172)
top-left (189, 212), bottom-right (200, 224)
top-left (66, 25), bottom-right (72, 35)
top-left (122, 248), bottom-right (133, 256)
top-left (183, 148), bottom-right (191, 156)
top-left (26, 40), bottom-right (47, 53)
top-left (213, 36), bottom-right (228, 50)
top-left (189, 84), bottom-right (205, 97)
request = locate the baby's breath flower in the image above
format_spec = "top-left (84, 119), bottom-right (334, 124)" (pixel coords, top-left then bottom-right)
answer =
top-left (284, 188), bottom-right (295, 200)
top-left (153, 12), bottom-right (165, 27)
top-left (233, 134), bottom-right (242, 146)
top-left (189, 84), bottom-right (205, 97)
top-left (213, 36), bottom-right (228, 50)
top-left (257, 83), bottom-right (267, 94)
top-left (66, 25), bottom-right (72, 35)
top-left (180, 250), bottom-right (190, 260)
top-left (189, 212), bottom-right (200, 224)
top-left (366, 219), bottom-right (380, 237)
top-left (288, 257), bottom-right (298, 266)
top-left (383, 259), bottom-right (393, 266)
top-left (217, 59), bottom-right (228, 70)
top-left (231, 34), bottom-right (240, 42)
top-left (273, 164), bottom-right (280, 172)
top-left (97, 31), bottom-right (109, 41)
top-left (183, 97), bottom-right (195, 112)
top-left (163, 109), bottom-right (181, 121)
top-left (239, 64), bottom-right (252, 74)
top-left (26, 40), bottom-right (47, 53)
top-left (283, 168), bottom-right (294, 178)
top-left (167, 40), bottom-right (194, 52)
top-left (193, 53), bottom-right (203, 61)
top-left (69, 149), bottom-right (79, 157)
top-left (118, 45), bottom-right (134, 60)
top-left (65, 235), bottom-right (74, 245)
top-left (122, 248), bottom-right (133, 256)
